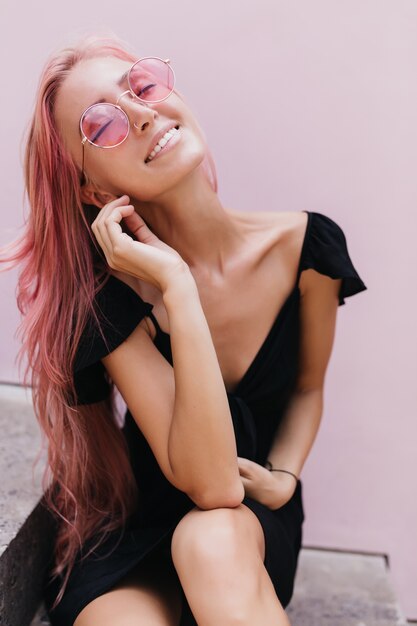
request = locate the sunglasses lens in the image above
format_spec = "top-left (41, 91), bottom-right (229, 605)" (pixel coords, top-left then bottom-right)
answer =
top-left (81, 103), bottom-right (129, 147)
top-left (128, 58), bottom-right (174, 102)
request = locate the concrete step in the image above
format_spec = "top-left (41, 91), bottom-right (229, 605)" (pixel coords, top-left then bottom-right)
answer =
top-left (0, 385), bottom-right (56, 626)
top-left (286, 548), bottom-right (409, 625)
top-left (0, 384), bottom-right (410, 626)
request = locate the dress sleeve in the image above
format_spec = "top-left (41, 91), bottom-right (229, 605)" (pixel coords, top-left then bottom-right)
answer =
top-left (71, 275), bottom-right (154, 406)
top-left (301, 212), bottom-right (368, 306)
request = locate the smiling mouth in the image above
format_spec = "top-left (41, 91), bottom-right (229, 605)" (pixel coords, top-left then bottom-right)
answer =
top-left (145, 125), bottom-right (181, 164)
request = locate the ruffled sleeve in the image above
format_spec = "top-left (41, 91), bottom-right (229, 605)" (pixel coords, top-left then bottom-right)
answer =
top-left (71, 275), bottom-right (154, 406)
top-left (300, 212), bottom-right (368, 306)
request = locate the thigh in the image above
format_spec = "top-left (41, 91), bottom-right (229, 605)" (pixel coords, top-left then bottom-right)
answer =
top-left (73, 541), bottom-right (183, 626)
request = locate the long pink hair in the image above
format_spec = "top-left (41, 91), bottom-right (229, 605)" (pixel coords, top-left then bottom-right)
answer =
top-left (0, 32), bottom-right (218, 609)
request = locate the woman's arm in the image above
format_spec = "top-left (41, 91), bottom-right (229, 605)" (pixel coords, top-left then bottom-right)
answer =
top-left (103, 268), bottom-right (244, 509)
top-left (265, 389), bottom-right (323, 501)
top-left (264, 271), bottom-right (343, 507)
top-left (163, 270), bottom-right (245, 508)
top-left (97, 198), bottom-right (244, 509)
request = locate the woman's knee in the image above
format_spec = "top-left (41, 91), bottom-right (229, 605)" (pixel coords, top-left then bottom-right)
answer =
top-left (170, 506), bottom-right (273, 624)
top-left (170, 503), bottom-right (265, 570)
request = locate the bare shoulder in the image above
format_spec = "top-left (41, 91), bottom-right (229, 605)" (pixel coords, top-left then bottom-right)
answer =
top-left (227, 206), bottom-right (307, 233)
top-left (227, 206), bottom-right (309, 254)
top-left (230, 208), bottom-right (340, 307)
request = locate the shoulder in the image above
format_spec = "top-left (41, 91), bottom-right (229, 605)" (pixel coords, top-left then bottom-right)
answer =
top-left (231, 207), bottom-right (368, 307)
top-left (227, 206), bottom-right (307, 233)
top-left (226, 206), bottom-right (309, 257)
top-left (94, 273), bottom-right (154, 333)
top-left (297, 211), bottom-right (368, 306)
top-left (74, 273), bottom-right (155, 373)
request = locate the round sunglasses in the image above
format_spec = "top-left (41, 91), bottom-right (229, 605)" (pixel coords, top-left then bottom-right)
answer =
top-left (79, 57), bottom-right (176, 180)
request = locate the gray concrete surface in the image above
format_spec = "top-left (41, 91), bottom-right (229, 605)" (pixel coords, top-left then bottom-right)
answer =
top-left (286, 548), bottom-right (409, 625)
top-left (0, 384), bottom-right (55, 626)
top-left (0, 384), bottom-right (45, 555)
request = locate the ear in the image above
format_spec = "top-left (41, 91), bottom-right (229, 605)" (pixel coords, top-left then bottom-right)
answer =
top-left (80, 184), bottom-right (118, 209)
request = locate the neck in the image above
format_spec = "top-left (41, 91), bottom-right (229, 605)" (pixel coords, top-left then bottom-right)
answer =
top-left (131, 166), bottom-right (246, 279)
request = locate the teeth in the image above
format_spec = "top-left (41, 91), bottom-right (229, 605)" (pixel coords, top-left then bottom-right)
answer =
top-left (146, 126), bottom-right (179, 162)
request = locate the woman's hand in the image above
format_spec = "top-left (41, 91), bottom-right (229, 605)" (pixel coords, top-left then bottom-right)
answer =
top-left (91, 195), bottom-right (189, 293)
top-left (237, 456), bottom-right (297, 511)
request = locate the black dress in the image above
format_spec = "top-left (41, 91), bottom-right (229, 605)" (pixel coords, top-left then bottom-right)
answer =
top-left (43, 211), bottom-right (367, 626)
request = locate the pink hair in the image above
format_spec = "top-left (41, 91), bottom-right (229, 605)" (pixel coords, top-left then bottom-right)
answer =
top-left (0, 32), bottom-right (218, 609)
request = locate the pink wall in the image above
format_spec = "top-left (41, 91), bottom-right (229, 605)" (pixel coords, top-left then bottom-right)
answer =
top-left (1, 0), bottom-right (416, 618)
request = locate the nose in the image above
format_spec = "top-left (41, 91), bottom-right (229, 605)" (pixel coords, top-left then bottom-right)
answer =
top-left (133, 104), bottom-right (157, 133)
top-left (116, 90), bottom-right (157, 132)
top-left (130, 99), bottom-right (157, 133)
top-left (133, 109), bottom-right (154, 131)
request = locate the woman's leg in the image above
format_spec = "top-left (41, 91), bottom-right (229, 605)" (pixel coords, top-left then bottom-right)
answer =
top-left (73, 541), bottom-right (183, 626)
top-left (171, 503), bottom-right (291, 626)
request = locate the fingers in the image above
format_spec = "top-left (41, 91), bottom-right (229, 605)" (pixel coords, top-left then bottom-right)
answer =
top-left (89, 194), bottom-right (185, 286)
top-left (121, 210), bottom-right (158, 245)
top-left (92, 195), bottom-right (131, 257)
top-left (120, 208), bottom-right (147, 240)
top-left (237, 458), bottom-right (253, 478)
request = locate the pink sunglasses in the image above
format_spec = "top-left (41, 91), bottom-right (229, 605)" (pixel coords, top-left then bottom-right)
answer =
top-left (79, 56), bottom-right (175, 182)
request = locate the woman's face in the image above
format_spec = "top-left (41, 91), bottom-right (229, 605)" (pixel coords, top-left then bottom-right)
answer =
top-left (54, 55), bottom-right (207, 205)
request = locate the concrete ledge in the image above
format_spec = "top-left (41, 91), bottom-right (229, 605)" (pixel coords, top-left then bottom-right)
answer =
top-left (0, 384), bottom-right (55, 626)
top-left (0, 384), bottom-right (45, 554)
top-left (286, 548), bottom-right (409, 625)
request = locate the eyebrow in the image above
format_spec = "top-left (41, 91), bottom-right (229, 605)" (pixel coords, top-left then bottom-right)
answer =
top-left (89, 69), bottom-right (130, 107)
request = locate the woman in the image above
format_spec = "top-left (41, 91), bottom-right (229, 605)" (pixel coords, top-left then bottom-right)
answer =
top-left (1, 34), bottom-right (367, 626)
